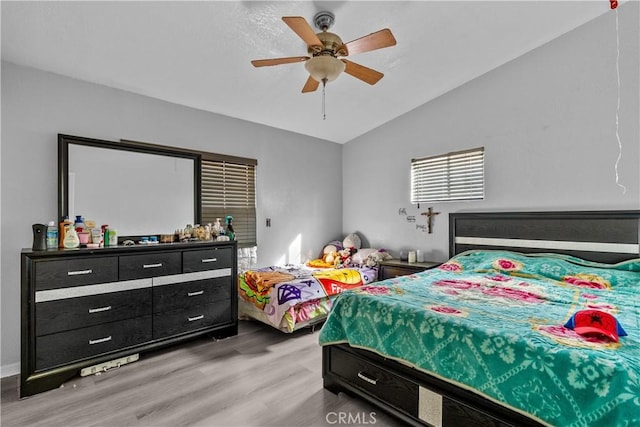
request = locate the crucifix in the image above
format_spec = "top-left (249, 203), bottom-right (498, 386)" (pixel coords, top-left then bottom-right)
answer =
top-left (421, 207), bottom-right (441, 234)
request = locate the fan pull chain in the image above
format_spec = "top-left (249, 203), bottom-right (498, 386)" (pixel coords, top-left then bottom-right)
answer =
top-left (322, 78), bottom-right (327, 120)
top-left (613, 9), bottom-right (626, 194)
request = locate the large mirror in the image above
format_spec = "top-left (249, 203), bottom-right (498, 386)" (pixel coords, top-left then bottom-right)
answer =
top-left (58, 134), bottom-right (201, 238)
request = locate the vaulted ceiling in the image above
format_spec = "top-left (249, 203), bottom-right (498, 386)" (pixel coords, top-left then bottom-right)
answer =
top-left (2, 1), bottom-right (612, 143)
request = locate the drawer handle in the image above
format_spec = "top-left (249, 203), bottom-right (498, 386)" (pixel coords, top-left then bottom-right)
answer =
top-left (68, 269), bottom-right (93, 276)
top-left (88, 305), bottom-right (112, 314)
top-left (188, 315), bottom-right (204, 322)
top-left (143, 263), bottom-right (163, 269)
top-left (89, 336), bottom-right (112, 345)
top-left (357, 371), bottom-right (378, 385)
top-left (201, 258), bottom-right (217, 263)
top-left (187, 290), bottom-right (204, 297)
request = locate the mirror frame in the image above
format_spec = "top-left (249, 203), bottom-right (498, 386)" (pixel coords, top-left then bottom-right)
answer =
top-left (58, 134), bottom-right (202, 239)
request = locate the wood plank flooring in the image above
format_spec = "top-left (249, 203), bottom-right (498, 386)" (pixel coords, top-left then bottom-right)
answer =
top-left (1, 320), bottom-right (402, 427)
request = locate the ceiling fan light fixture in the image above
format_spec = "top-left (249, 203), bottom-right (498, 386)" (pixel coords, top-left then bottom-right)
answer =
top-left (305, 56), bottom-right (345, 83)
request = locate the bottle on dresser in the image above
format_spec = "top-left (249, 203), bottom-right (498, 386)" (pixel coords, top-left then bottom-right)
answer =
top-left (46, 221), bottom-right (58, 249)
top-left (59, 216), bottom-right (73, 248)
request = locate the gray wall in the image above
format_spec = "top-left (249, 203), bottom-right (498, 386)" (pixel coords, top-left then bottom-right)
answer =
top-left (2, 3), bottom-right (639, 377)
top-left (343, 3), bottom-right (639, 262)
top-left (0, 62), bottom-right (343, 374)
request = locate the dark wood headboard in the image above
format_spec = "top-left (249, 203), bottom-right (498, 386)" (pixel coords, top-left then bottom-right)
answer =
top-left (449, 210), bottom-right (640, 264)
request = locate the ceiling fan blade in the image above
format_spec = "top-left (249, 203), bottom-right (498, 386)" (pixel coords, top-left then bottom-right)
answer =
top-left (344, 28), bottom-right (397, 56)
top-left (342, 59), bottom-right (384, 85)
top-left (282, 16), bottom-right (323, 50)
top-left (302, 75), bottom-right (320, 93)
top-left (251, 56), bottom-right (309, 67)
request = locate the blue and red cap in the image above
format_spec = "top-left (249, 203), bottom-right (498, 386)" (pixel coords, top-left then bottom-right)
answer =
top-left (564, 309), bottom-right (627, 342)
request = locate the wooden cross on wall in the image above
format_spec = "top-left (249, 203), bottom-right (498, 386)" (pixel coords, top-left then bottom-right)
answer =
top-left (421, 207), bottom-right (441, 234)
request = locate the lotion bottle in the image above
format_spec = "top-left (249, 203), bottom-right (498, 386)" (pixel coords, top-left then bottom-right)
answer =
top-left (59, 216), bottom-right (72, 248)
top-left (63, 227), bottom-right (80, 248)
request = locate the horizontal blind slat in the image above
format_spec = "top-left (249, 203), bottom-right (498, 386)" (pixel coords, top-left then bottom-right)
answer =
top-left (201, 158), bottom-right (257, 246)
top-left (410, 147), bottom-right (484, 203)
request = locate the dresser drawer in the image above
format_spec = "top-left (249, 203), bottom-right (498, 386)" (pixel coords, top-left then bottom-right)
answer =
top-left (119, 252), bottom-right (181, 280)
top-left (35, 287), bottom-right (152, 336)
top-left (153, 301), bottom-right (232, 339)
top-left (328, 346), bottom-right (419, 417)
top-left (34, 257), bottom-right (118, 291)
top-left (35, 316), bottom-right (152, 371)
top-left (183, 247), bottom-right (233, 272)
top-left (153, 276), bottom-right (231, 313)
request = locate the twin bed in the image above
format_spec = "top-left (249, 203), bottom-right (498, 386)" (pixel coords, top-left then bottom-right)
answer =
top-left (238, 263), bottom-right (378, 332)
top-left (319, 211), bottom-right (640, 426)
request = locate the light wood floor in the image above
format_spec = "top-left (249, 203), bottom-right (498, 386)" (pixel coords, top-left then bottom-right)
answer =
top-left (1, 320), bottom-right (402, 427)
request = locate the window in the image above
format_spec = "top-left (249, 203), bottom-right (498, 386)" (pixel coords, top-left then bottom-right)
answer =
top-left (411, 147), bottom-right (484, 203)
top-left (201, 153), bottom-right (257, 246)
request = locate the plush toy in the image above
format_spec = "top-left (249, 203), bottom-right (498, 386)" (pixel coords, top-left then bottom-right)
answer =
top-left (335, 247), bottom-right (357, 268)
top-left (322, 240), bottom-right (343, 256)
top-left (343, 233), bottom-right (362, 250)
top-left (364, 250), bottom-right (392, 267)
top-left (323, 250), bottom-right (338, 265)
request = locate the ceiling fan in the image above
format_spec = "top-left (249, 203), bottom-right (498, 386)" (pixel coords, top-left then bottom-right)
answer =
top-left (251, 12), bottom-right (397, 93)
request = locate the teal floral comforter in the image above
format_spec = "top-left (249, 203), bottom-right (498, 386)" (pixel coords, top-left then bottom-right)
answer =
top-left (319, 250), bottom-right (640, 427)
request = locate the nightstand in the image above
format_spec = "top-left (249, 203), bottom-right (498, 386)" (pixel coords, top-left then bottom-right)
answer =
top-left (378, 259), bottom-right (440, 281)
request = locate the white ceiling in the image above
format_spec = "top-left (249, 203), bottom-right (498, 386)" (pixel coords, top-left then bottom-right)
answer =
top-left (2, 1), bottom-right (611, 144)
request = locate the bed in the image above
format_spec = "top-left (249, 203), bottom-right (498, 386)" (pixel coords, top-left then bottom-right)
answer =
top-left (320, 210), bottom-right (640, 427)
top-left (238, 262), bottom-right (380, 332)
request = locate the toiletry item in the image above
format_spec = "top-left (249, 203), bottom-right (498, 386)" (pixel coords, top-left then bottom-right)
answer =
top-left (108, 229), bottom-right (118, 246)
top-left (74, 215), bottom-right (85, 232)
top-left (46, 221), bottom-right (58, 249)
top-left (63, 227), bottom-right (80, 248)
top-left (225, 215), bottom-right (235, 241)
top-left (416, 249), bottom-right (424, 263)
top-left (408, 250), bottom-right (417, 263)
top-left (78, 232), bottom-right (90, 246)
top-left (84, 220), bottom-right (96, 230)
top-left (32, 224), bottom-right (47, 251)
top-left (59, 216), bottom-right (72, 248)
top-left (90, 228), bottom-right (103, 246)
top-left (102, 225), bottom-right (109, 246)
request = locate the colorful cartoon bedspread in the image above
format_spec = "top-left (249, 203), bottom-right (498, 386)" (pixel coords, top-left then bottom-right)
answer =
top-left (319, 250), bottom-right (640, 427)
top-left (239, 264), bottom-right (378, 330)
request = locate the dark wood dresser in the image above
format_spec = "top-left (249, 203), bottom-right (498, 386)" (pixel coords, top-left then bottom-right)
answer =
top-left (378, 259), bottom-right (440, 281)
top-left (21, 240), bottom-right (237, 397)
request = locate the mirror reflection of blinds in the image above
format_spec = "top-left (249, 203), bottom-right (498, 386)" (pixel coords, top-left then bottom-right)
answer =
top-left (201, 158), bottom-right (256, 246)
top-left (411, 147), bottom-right (484, 203)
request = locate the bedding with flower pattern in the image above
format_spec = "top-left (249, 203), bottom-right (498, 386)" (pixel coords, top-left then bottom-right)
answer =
top-left (319, 250), bottom-right (640, 427)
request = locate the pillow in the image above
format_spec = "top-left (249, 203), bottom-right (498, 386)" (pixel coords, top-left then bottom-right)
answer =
top-left (343, 233), bottom-right (362, 250)
top-left (351, 248), bottom-right (378, 265)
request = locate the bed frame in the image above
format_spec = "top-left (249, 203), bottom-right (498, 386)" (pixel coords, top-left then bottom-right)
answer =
top-left (323, 210), bottom-right (640, 427)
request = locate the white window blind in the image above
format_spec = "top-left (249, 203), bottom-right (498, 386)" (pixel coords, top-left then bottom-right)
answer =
top-left (411, 147), bottom-right (484, 203)
top-left (201, 157), bottom-right (256, 246)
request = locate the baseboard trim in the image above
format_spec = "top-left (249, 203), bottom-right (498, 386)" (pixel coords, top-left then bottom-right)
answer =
top-left (1, 362), bottom-right (20, 378)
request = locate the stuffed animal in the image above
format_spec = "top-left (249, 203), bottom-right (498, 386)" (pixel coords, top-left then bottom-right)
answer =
top-left (335, 247), bottom-right (357, 268)
top-left (322, 240), bottom-right (343, 257)
top-left (323, 250), bottom-right (338, 265)
top-left (343, 233), bottom-right (362, 250)
top-left (364, 250), bottom-right (392, 267)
